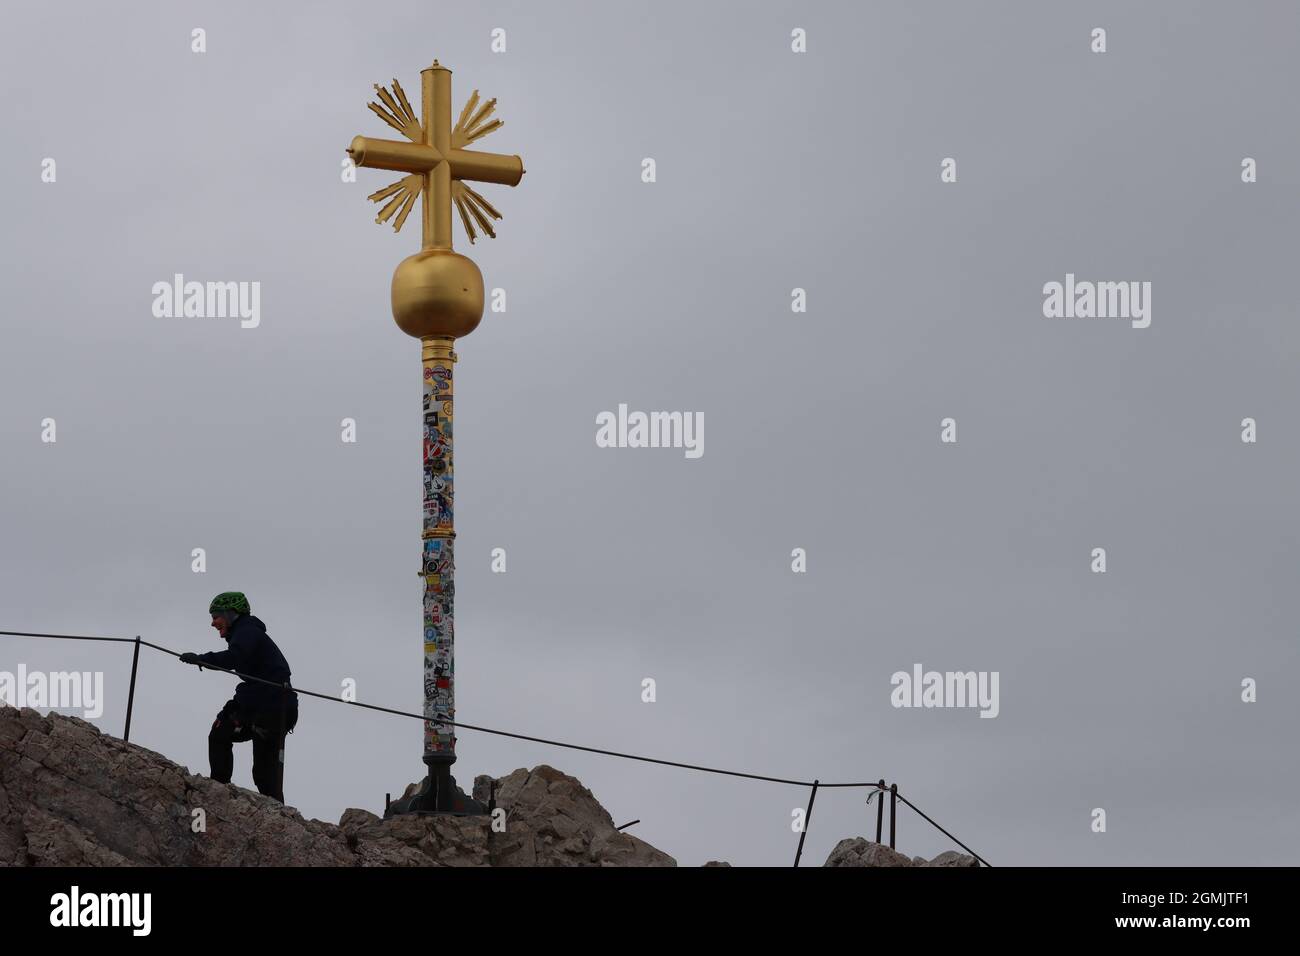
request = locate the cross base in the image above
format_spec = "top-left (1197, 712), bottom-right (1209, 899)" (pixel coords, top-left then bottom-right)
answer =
top-left (385, 759), bottom-right (488, 817)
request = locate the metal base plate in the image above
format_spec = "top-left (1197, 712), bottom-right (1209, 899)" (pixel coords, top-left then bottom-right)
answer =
top-left (385, 767), bottom-right (488, 818)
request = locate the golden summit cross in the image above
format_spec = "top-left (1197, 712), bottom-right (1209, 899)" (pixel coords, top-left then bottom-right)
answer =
top-left (347, 60), bottom-right (525, 249)
top-left (344, 59), bottom-right (524, 815)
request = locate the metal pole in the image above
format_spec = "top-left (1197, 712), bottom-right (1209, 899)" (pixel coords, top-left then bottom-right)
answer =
top-left (422, 336), bottom-right (457, 803)
top-left (276, 681), bottom-right (290, 803)
top-left (123, 636), bottom-right (141, 742)
top-left (889, 783), bottom-right (898, 850)
top-left (875, 778), bottom-right (885, 843)
top-left (793, 779), bottom-right (819, 868)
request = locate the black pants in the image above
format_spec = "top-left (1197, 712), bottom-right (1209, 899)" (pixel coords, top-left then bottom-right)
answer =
top-left (208, 697), bottom-right (298, 803)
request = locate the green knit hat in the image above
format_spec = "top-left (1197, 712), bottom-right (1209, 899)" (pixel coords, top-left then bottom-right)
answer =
top-left (208, 592), bottom-right (251, 615)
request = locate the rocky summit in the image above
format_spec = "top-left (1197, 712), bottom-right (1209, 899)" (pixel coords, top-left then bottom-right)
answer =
top-left (0, 706), bottom-right (977, 867)
top-left (824, 837), bottom-right (980, 868)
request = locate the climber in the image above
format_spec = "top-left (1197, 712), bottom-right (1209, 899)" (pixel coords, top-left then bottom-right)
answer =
top-left (179, 592), bottom-right (299, 803)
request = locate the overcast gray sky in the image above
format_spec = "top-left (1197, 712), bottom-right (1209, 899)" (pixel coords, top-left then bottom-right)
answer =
top-left (3, 0), bottom-right (1299, 866)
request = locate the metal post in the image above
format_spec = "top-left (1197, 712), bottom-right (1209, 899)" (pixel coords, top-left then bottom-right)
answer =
top-left (422, 336), bottom-right (457, 778)
top-left (276, 681), bottom-right (290, 803)
top-left (793, 779), bottom-right (819, 868)
top-left (889, 783), bottom-right (898, 850)
top-left (875, 778), bottom-right (885, 844)
top-left (123, 636), bottom-right (141, 742)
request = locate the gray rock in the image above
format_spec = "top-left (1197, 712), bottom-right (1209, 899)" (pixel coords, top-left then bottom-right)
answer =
top-left (1, 706), bottom-right (974, 869)
top-left (923, 849), bottom-right (980, 867)
top-left (824, 837), bottom-right (916, 867)
top-left (823, 837), bottom-right (979, 868)
top-left (474, 765), bottom-right (674, 867)
top-left (0, 706), bottom-right (675, 867)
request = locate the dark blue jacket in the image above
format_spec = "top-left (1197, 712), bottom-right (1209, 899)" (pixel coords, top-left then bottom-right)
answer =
top-left (199, 614), bottom-right (294, 715)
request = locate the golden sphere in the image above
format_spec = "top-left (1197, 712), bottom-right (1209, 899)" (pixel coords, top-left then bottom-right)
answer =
top-left (391, 249), bottom-right (485, 339)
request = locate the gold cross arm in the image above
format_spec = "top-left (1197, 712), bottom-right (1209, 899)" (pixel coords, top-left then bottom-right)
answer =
top-left (347, 61), bottom-right (525, 248)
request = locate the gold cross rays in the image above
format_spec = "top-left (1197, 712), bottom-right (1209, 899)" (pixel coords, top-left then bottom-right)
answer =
top-left (347, 61), bottom-right (525, 249)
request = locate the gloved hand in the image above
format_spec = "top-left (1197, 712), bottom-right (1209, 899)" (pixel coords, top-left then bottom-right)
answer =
top-left (179, 652), bottom-right (204, 668)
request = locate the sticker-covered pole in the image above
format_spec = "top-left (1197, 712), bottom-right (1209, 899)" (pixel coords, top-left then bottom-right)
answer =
top-left (422, 335), bottom-right (456, 764)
